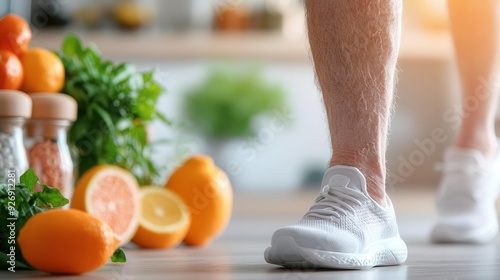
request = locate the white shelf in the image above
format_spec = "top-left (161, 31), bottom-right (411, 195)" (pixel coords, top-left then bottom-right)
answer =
top-left (31, 28), bottom-right (454, 62)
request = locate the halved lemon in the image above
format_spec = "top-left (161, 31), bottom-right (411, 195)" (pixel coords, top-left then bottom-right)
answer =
top-left (132, 186), bottom-right (191, 249)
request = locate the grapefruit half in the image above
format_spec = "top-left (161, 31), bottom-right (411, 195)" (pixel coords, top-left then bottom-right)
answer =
top-left (71, 165), bottom-right (140, 245)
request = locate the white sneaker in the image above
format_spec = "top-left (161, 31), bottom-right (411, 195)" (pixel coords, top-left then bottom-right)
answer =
top-left (431, 145), bottom-right (500, 243)
top-left (264, 165), bottom-right (408, 269)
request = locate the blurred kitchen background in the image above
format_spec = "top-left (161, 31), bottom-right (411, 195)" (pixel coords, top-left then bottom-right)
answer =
top-left (1, 0), bottom-right (469, 192)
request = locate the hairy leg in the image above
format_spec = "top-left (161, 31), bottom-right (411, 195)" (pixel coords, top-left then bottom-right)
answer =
top-left (449, 0), bottom-right (500, 159)
top-left (306, 0), bottom-right (402, 205)
top-left (431, 1), bottom-right (500, 244)
top-left (264, 2), bottom-right (408, 267)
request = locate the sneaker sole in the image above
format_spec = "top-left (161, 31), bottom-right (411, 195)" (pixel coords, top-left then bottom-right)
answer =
top-left (264, 235), bottom-right (408, 270)
top-left (430, 221), bottom-right (499, 244)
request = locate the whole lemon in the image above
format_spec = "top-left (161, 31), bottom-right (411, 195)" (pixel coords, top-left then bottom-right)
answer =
top-left (165, 155), bottom-right (233, 246)
top-left (18, 209), bottom-right (121, 274)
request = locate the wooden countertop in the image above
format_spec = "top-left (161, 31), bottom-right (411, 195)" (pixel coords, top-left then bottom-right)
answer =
top-left (31, 28), bottom-right (454, 62)
top-left (5, 189), bottom-right (500, 279)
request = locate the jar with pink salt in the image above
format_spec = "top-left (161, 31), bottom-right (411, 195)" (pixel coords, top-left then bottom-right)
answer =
top-left (27, 93), bottom-right (77, 203)
top-left (0, 90), bottom-right (31, 181)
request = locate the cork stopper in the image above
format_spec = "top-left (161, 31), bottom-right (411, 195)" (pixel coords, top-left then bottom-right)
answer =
top-left (30, 93), bottom-right (77, 121)
top-left (27, 93), bottom-right (78, 139)
top-left (0, 90), bottom-right (32, 118)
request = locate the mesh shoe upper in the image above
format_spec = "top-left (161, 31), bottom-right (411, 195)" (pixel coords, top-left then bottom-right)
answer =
top-left (271, 165), bottom-right (401, 254)
top-left (433, 146), bottom-right (500, 237)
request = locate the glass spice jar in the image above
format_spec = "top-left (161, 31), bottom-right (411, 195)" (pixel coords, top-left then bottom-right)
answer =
top-left (27, 93), bottom-right (77, 203)
top-left (0, 90), bottom-right (32, 181)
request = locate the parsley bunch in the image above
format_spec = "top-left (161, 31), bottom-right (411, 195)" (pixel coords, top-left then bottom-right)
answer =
top-left (57, 34), bottom-right (168, 185)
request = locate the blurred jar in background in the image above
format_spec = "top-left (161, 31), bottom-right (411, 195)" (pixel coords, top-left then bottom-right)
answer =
top-left (112, 0), bottom-right (156, 29)
top-left (214, 2), bottom-right (250, 32)
top-left (254, 0), bottom-right (284, 31)
top-left (30, 0), bottom-right (72, 28)
top-left (27, 93), bottom-right (77, 203)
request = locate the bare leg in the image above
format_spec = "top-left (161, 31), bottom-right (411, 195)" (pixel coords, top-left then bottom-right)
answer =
top-left (265, 1), bottom-right (408, 268)
top-left (431, 1), bottom-right (500, 244)
top-left (449, 0), bottom-right (500, 158)
top-left (306, 0), bottom-right (402, 206)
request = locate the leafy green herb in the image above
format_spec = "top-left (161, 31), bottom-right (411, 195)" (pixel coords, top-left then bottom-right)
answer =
top-left (57, 34), bottom-right (169, 185)
top-left (35, 184), bottom-right (72, 208)
top-left (0, 168), bottom-right (69, 269)
top-left (111, 248), bottom-right (127, 263)
top-left (185, 67), bottom-right (285, 139)
top-left (19, 169), bottom-right (38, 194)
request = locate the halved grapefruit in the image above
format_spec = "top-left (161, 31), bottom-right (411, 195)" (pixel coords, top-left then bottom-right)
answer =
top-left (132, 186), bottom-right (191, 249)
top-left (71, 165), bottom-right (140, 246)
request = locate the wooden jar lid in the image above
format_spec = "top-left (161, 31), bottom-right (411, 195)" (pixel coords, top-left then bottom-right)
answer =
top-left (28, 93), bottom-right (78, 138)
top-left (30, 93), bottom-right (77, 121)
top-left (0, 90), bottom-right (32, 119)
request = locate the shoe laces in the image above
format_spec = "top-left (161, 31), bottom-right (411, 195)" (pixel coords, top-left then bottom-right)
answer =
top-left (305, 184), bottom-right (366, 220)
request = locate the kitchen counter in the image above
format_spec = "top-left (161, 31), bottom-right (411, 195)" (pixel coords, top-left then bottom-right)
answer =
top-left (4, 188), bottom-right (500, 279)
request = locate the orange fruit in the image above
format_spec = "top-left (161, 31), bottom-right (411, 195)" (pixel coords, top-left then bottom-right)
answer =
top-left (71, 165), bottom-right (141, 246)
top-left (18, 209), bottom-right (121, 275)
top-left (0, 13), bottom-right (32, 55)
top-left (19, 47), bottom-right (65, 93)
top-left (0, 49), bottom-right (23, 90)
top-left (132, 186), bottom-right (191, 249)
top-left (165, 155), bottom-right (233, 246)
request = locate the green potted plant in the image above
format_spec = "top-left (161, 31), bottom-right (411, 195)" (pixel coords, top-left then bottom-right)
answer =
top-left (184, 67), bottom-right (286, 167)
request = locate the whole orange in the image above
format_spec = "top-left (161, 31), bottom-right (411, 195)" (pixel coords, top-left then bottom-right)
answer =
top-left (165, 155), bottom-right (233, 246)
top-left (18, 209), bottom-right (121, 275)
top-left (0, 13), bottom-right (32, 55)
top-left (20, 48), bottom-right (65, 93)
top-left (0, 49), bottom-right (23, 90)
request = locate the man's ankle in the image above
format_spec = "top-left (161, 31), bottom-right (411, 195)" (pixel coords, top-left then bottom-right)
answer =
top-left (454, 133), bottom-right (497, 161)
top-left (329, 157), bottom-right (387, 207)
